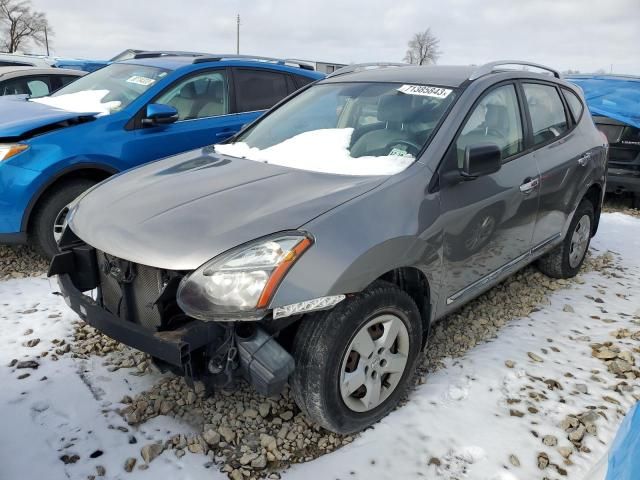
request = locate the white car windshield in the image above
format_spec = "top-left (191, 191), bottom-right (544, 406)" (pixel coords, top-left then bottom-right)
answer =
top-left (216, 82), bottom-right (457, 176)
top-left (31, 63), bottom-right (169, 116)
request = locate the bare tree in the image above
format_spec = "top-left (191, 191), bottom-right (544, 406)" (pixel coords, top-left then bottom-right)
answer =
top-left (403, 29), bottom-right (441, 65)
top-left (0, 0), bottom-right (52, 53)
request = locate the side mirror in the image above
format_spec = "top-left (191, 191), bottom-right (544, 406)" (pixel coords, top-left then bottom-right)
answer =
top-left (461, 144), bottom-right (502, 179)
top-left (142, 103), bottom-right (179, 127)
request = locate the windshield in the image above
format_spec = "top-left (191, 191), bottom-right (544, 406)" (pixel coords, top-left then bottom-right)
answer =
top-left (30, 63), bottom-right (169, 115)
top-left (215, 82), bottom-right (457, 176)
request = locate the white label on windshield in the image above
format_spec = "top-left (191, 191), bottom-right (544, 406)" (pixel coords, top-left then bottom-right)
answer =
top-left (126, 75), bottom-right (156, 86)
top-left (397, 84), bottom-right (452, 98)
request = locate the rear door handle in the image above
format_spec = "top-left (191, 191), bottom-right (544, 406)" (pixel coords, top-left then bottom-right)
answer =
top-left (519, 177), bottom-right (539, 194)
top-left (578, 152), bottom-right (591, 166)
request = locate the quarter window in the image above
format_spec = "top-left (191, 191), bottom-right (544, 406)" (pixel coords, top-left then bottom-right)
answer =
top-left (562, 88), bottom-right (584, 123)
top-left (156, 71), bottom-right (229, 121)
top-left (456, 84), bottom-right (524, 166)
top-left (523, 83), bottom-right (569, 145)
top-left (234, 69), bottom-right (289, 112)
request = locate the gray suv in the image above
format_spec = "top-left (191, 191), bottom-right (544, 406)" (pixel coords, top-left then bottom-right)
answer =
top-left (50, 60), bottom-right (607, 434)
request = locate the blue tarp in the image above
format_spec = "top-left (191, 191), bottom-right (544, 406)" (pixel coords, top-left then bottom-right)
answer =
top-left (566, 75), bottom-right (640, 129)
top-left (606, 402), bottom-right (640, 480)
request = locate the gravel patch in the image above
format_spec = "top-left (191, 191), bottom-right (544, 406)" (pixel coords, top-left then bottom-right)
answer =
top-left (0, 245), bottom-right (48, 280)
top-left (603, 195), bottom-right (640, 218)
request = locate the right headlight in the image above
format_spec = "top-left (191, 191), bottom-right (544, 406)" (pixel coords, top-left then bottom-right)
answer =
top-left (177, 232), bottom-right (313, 321)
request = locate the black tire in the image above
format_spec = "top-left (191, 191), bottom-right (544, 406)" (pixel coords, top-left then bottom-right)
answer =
top-left (290, 281), bottom-right (422, 434)
top-left (632, 194), bottom-right (640, 210)
top-left (30, 178), bottom-right (96, 258)
top-left (536, 199), bottom-right (594, 279)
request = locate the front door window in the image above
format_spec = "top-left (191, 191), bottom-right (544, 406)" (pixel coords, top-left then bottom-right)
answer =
top-left (156, 71), bottom-right (230, 121)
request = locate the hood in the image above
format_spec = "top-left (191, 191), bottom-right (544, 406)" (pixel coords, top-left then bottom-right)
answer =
top-left (69, 147), bottom-right (386, 270)
top-left (0, 95), bottom-right (98, 139)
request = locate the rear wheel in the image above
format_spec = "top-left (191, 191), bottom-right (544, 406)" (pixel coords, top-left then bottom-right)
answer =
top-left (30, 178), bottom-right (96, 258)
top-left (290, 281), bottom-right (422, 434)
top-left (632, 194), bottom-right (640, 210)
top-left (536, 199), bottom-right (594, 279)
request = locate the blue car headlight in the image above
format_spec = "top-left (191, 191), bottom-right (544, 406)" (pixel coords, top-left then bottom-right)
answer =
top-left (0, 144), bottom-right (29, 161)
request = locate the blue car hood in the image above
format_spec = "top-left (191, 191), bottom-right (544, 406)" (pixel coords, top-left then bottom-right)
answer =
top-left (567, 75), bottom-right (640, 129)
top-left (0, 95), bottom-right (99, 139)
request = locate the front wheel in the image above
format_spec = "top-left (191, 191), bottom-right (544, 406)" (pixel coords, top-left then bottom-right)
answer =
top-left (536, 198), bottom-right (594, 279)
top-left (290, 281), bottom-right (422, 434)
top-left (30, 178), bottom-right (97, 258)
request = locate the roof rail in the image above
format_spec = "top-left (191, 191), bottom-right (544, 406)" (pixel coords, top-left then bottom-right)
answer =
top-left (192, 54), bottom-right (315, 70)
top-left (469, 60), bottom-right (561, 80)
top-left (133, 50), bottom-right (208, 59)
top-left (326, 62), bottom-right (410, 78)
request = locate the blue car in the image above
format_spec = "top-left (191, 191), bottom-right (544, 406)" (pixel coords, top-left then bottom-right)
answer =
top-left (0, 52), bottom-right (323, 256)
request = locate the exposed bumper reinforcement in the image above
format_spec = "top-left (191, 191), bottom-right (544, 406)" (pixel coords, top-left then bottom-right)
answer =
top-left (56, 273), bottom-right (223, 367)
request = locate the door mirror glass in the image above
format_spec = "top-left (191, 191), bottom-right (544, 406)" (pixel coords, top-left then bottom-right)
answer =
top-left (462, 144), bottom-right (502, 178)
top-left (143, 103), bottom-right (179, 126)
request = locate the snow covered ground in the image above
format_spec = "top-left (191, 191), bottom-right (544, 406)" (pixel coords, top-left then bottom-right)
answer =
top-left (1, 212), bottom-right (639, 480)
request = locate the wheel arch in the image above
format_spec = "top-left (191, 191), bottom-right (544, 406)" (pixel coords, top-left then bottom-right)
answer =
top-left (375, 266), bottom-right (432, 345)
top-left (23, 163), bottom-right (117, 233)
top-left (583, 182), bottom-right (603, 236)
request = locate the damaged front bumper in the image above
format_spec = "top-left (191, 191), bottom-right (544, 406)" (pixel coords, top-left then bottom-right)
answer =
top-left (49, 245), bottom-right (294, 396)
top-left (55, 273), bottom-right (223, 367)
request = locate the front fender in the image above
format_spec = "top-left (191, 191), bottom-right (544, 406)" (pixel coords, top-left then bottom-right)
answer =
top-left (268, 164), bottom-right (444, 309)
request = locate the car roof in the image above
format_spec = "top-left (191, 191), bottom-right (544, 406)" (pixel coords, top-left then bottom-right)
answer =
top-left (320, 61), bottom-right (568, 88)
top-left (118, 55), bottom-right (323, 77)
top-left (0, 66), bottom-right (85, 77)
top-left (321, 65), bottom-right (476, 87)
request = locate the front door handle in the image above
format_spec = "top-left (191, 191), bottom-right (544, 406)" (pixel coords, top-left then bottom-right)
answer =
top-left (519, 177), bottom-right (539, 194)
top-left (578, 152), bottom-right (591, 166)
top-left (215, 129), bottom-right (235, 138)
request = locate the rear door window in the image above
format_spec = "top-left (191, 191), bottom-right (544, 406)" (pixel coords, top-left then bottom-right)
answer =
top-left (523, 83), bottom-right (569, 145)
top-left (234, 69), bottom-right (289, 112)
top-left (293, 74), bottom-right (315, 89)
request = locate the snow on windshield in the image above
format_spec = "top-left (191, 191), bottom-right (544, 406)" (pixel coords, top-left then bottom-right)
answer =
top-left (31, 90), bottom-right (121, 116)
top-left (214, 128), bottom-right (415, 176)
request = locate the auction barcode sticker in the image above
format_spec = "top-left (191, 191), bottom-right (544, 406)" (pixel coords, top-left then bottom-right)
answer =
top-left (126, 76), bottom-right (156, 86)
top-left (397, 84), bottom-right (452, 98)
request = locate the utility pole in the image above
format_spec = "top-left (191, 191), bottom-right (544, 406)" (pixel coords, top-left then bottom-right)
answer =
top-left (44, 27), bottom-right (50, 56)
top-left (236, 14), bottom-right (240, 55)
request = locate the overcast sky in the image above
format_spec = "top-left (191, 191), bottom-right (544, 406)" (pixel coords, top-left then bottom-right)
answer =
top-left (30, 0), bottom-right (640, 74)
